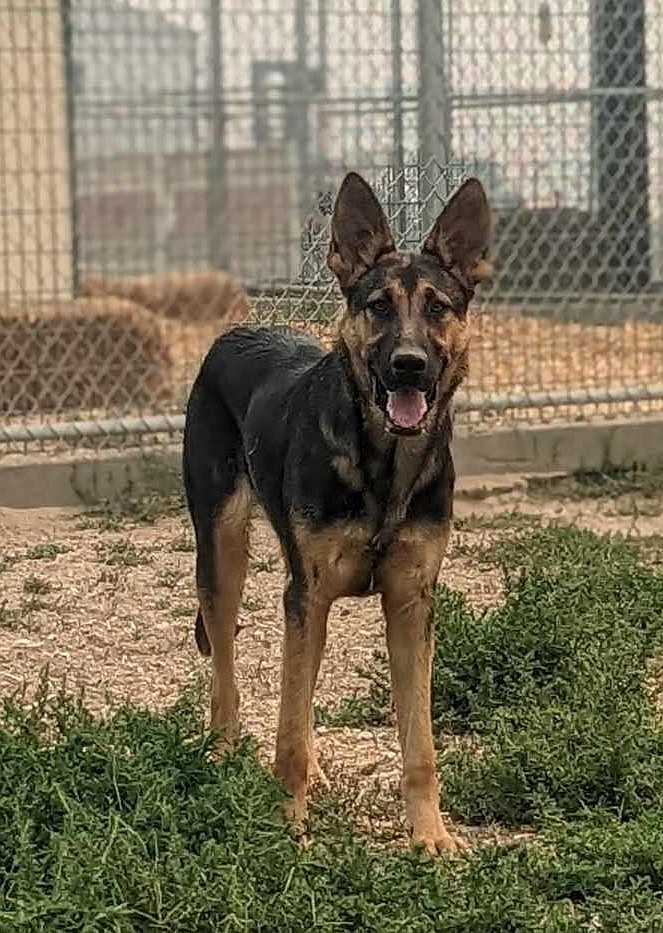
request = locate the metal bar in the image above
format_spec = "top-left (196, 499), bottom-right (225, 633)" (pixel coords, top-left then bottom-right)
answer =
top-left (390, 0), bottom-right (406, 243)
top-left (450, 87), bottom-right (659, 107)
top-left (294, 0), bottom-right (310, 218)
top-left (0, 415), bottom-right (185, 444)
top-left (74, 85), bottom-right (663, 113)
top-left (591, 0), bottom-right (649, 292)
top-left (59, 0), bottom-right (79, 297)
top-left (3, 385), bottom-right (663, 446)
top-left (417, 0), bottom-right (450, 232)
top-left (318, 0), bottom-right (327, 93)
top-left (207, 0), bottom-right (229, 270)
top-left (454, 384), bottom-right (663, 414)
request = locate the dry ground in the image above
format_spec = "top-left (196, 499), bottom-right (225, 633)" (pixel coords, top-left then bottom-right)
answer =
top-left (0, 480), bottom-right (660, 844)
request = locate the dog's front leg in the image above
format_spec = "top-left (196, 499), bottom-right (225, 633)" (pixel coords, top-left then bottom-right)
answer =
top-left (379, 523), bottom-right (462, 855)
top-left (274, 581), bottom-right (330, 831)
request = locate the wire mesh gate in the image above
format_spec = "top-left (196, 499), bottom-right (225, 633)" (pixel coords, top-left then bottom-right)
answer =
top-left (1, 0), bottom-right (662, 451)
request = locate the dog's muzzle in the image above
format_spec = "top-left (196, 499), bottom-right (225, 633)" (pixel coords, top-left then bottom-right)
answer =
top-left (372, 346), bottom-right (438, 434)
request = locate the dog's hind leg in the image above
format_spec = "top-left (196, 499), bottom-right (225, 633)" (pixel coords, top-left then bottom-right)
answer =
top-left (275, 583), bottom-right (331, 829)
top-left (184, 378), bottom-right (251, 747)
top-left (194, 480), bottom-right (252, 746)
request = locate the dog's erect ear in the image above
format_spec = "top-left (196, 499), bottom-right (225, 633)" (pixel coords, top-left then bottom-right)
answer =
top-left (327, 172), bottom-right (395, 292)
top-left (422, 178), bottom-right (492, 285)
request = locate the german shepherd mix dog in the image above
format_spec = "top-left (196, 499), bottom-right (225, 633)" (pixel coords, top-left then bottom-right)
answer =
top-left (183, 172), bottom-right (491, 853)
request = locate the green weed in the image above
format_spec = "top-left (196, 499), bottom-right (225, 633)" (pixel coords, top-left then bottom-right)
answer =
top-left (315, 653), bottom-right (392, 728)
top-left (96, 539), bottom-right (151, 568)
top-left (1, 681), bottom-right (663, 930)
top-left (76, 493), bottom-right (185, 532)
top-left (22, 576), bottom-right (51, 597)
top-left (25, 542), bottom-right (69, 561)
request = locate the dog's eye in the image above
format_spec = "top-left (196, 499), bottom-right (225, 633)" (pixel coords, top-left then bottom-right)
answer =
top-left (367, 299), bottom-right (392, 318)
top-left (428, 300), bottom-right (451, 316)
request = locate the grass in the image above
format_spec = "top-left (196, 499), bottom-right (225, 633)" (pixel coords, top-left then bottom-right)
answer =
top-left (2, 675), bottom-right (663, 930)
top-left (170, 604), bottom-right (192, 620)
top-left (22, 576), bottom-right (51, 597)
top-left (0, 555), bottom-right (19, 574)
top-left (433, 527), bottom-right (663, 726)
top-left (1, 545), bottom-right (69, 574)
top-left (240, 596), bottom-right (265, 612)
top-left (317, 524), bottom-right (663, 827)
top-left (170, 532), bottom-right (195, 553)
top-left (453, 510), bottom-right (538, 534)
top-left (0, 601), bottom-right (24, 630)
top-left (434, 528), bottom-right (663, 828)
top-left (76, 492), bottom-right (186, 532)
top-left (527, 466), bottom-right (663, 516)
top-left (249, 555), bottom-right (280, 574)
top-left (453, 512), bottom-right (663, 570)
top-left (0, 597), bottom-right (49, 631)
top-left (96, 539), bottom-right (152, 568)
top-left (155, 567), bottom-right (186, 589)
top-left (2, 522), bottom-right (663, 928)
top-left (24, 543), bottom-right (69, 562)
top-left (0, 577), bottom-right (55, 629)
top-left (315, 653), bottom-right (392, 728)
top-left (528, 465), bottom-right (663, 502)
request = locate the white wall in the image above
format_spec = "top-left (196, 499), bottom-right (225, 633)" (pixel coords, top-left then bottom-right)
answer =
top-left (0, 1), bottom-right (73, 301)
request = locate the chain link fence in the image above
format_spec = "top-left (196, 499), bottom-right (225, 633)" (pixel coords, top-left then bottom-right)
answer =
top-left (1, 0), bottom-right (663, 452)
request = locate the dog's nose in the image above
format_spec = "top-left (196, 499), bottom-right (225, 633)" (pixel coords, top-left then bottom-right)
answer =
top-left (390, 346), bottom-right (427, 376)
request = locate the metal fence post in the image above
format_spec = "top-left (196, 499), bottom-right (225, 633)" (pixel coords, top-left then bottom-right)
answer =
top-left (59, 0), bottom-right (79, 297)
top-left (390, 0), bottom-right (406, 244)
top-left (417, 0), bottom-right (450, 234)
top-left (591, 0), bottom-right (649, 291)
top-left (208, 0), bottom-right (229, 271)
top-left (294, 0), bottom-right (310, 213)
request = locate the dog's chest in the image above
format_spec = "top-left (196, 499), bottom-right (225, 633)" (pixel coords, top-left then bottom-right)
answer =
top-left (294, 519), bottom-right (377, 599)
top-left (296, 444), bottom-right (437, 600)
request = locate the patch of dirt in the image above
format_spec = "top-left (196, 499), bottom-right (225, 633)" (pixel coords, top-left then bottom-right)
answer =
top-left (0, 504), bottom-right (498, 725)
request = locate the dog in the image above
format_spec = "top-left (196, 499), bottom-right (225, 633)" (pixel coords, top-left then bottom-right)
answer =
top-left (183, 171), bottom-right (491, 853)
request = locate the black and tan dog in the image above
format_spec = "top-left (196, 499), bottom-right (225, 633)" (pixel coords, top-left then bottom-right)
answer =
top-left (183, 172), bottom-right (491, 853)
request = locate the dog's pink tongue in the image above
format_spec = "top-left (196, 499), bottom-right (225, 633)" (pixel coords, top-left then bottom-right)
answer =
top-left (386, 388), bottom-right (427, 429)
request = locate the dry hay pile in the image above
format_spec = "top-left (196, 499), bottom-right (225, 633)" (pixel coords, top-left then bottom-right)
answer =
top-left (471, 307), bottom-right (663, 395)
top-left (0, 298), bottom-right (173, 415)
top-left (80, 270), bottom-right (250, 326)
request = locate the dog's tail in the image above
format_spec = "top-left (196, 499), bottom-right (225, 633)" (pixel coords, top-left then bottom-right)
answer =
top-left (194, 609), bottom-right (211, 656)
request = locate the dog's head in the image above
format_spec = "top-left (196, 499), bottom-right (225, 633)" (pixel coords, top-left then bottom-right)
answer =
top-left (328, 172), bottom-right (491, 435)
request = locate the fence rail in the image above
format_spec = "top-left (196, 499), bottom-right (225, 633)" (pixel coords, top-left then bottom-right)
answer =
top-left (1, 0), bottom-right (662, 453)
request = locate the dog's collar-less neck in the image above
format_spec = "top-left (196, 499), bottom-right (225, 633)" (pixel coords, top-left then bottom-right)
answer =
top-left (333, 338), bottom-right (454, 590)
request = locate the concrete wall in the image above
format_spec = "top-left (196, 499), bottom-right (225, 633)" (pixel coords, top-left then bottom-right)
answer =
top-left (0, 1), bottom-right (73, 301)
top-left (1, 416), bottom-right (661, 509)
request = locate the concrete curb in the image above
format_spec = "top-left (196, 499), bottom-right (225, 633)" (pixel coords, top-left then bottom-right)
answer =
top-left (1, 415), bottom-right (661, 509)
top-left (453, 415), bottom-right (663, 478)
top-left (0, 449), bottom-right (181, 509)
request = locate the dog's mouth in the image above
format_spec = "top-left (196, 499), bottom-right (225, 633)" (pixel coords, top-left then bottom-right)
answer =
top-left (372, 376), bottom-right (436, 434)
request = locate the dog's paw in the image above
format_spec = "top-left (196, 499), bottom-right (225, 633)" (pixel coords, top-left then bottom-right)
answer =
top-left (282, 794), bottom-right (308, 837)
top-left (410, 814), bottom-right (467, 856)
